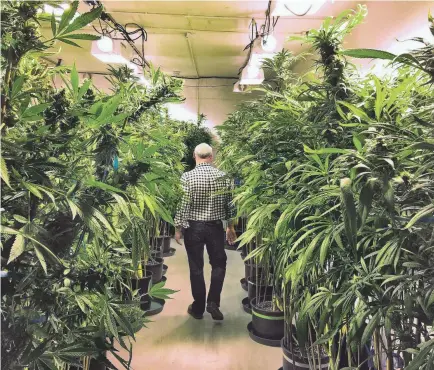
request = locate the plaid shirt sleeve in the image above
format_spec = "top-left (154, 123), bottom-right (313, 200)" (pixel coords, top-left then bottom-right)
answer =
top-left (174, 173), bottom-right (191, 229)
top-left (225, 178), bottom-right (236, 221)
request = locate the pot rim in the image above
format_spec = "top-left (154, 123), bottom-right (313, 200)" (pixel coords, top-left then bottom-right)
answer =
top-left (247, 276), bottom-right (272, 286)
top-left (280, 338), bottom-right (329, 366)
top-left (132, 270), bottom-right (153, 280)
top-left (251, 296), bottom-right (284, 316)
top-left (146, 257), bottom-right (164, 265)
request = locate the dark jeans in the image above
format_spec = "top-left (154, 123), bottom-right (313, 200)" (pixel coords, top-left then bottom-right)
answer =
top-left (184, 220), bottom-right (227, 314)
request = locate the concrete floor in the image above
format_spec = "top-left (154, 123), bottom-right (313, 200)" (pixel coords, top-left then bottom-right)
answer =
top-left (112, 239), bottom-right (282, 370)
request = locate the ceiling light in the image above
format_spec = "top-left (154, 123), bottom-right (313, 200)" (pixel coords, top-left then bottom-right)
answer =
top-left (271, 0), bottom-right (327, 17)
top-left (97, 36), bottom-right (114, 53)
top-left (43, 3), bottom-right (80, 21)
top-left (137, 75), bottom-right (151, 87)
top-left (91, 39), bottom-right (130, 64)
top-left (233, 81), bottom-right (242, 92)
top-left (43, 3), bottom-right (69, 17)
top-left (91, 52), bottom-right (129, 64)
top-left (247, 64), bottom-right (260, 78)
top-left (44, 4), bottom-right (65, 17)
top-left (127, 62), bottom-right (139, 74)
top-left (239, 65), bottom-right (264, 85)
top-left (127, 63), bottom-right (150, 86)
top-left (233, 81), bottom-right (251, 93)
top-left (166, 103), bottom-right (197, 122)
top-left (250, 37), bottom-right (276, 67)
top-left (262, 34), bottom-right (277, 52)
top-left (251, 52), bottom-right (275, 66)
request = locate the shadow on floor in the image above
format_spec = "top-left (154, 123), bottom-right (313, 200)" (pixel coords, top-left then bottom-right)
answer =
top-left (150, 314), bottom-right (249, 348)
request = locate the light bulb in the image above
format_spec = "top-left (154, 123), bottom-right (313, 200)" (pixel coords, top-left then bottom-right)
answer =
top-left (44, 4), bottom-right (64, 17)
top-left (261, 34), bottom-right (277, 52)
top-left (247, 64), bottom-right (260, 78)
top-left (97, 36), bottom-right (113, 53)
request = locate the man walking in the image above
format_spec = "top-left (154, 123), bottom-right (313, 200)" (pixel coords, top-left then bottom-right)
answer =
top-left (174, 143), bottom-right (237, 321)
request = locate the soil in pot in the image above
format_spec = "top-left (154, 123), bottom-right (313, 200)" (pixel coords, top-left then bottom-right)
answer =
top-left (156, 236), bottom-right (172, 253)
top-left (281, 338), bottom-right (329, 370)
top-left (146, 257), bottom-right (164, 283)
top-left (131, 271), bottom-right (153, 311)
top-left (247, 276), bottom-right (273, 305)
top-left (251, 296), bottom-right (284, 340)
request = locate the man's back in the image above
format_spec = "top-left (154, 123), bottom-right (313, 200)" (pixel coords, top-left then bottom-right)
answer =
top-left (174, 143), bottom-right (236, 321)
top-left (175, 163), bottom-right (234, 227)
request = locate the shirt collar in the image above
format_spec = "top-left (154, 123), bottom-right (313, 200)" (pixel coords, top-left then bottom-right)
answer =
top-left (196, 163), bottom-right (212, 168)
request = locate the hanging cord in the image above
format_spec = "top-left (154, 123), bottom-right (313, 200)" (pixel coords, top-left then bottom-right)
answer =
top-left (261, 1), bottom-right (279, 47)
top-left (238, 1), bottom-right (280, 75)
top-left (238, 18), bottom-right (259, 74)
top-left (88, 1), bottom-right (149, 68)
top-left (284, 3), bottom-right (313, 17)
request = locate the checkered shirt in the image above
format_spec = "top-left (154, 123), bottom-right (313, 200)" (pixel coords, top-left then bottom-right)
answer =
top-left (174, 163), bottom-right (236, 229)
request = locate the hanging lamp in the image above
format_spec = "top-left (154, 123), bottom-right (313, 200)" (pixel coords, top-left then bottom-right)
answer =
top-left (239, 63), bottom-right (265, 85)
top-left (96, 35), bottom-right (114, 53)
top-left (250, 37), bottom-right (275, 68)
top-left (261, 33), bottom-right (277, 52)
top-left (233, 81), bottom-right (251, 93)
top-left (91, 38), bottom-right (130, 64)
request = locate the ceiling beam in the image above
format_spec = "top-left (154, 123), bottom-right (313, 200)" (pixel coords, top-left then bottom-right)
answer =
top-left (40, 23), bottom-right (307, 35)
top-left (105, 10), bottom-right (327, 21)
top-left (43, 57), bottom-right (238, 79)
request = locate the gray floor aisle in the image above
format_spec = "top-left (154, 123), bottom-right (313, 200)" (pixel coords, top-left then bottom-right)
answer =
top-left (111, 239), bottom-right (282, 370)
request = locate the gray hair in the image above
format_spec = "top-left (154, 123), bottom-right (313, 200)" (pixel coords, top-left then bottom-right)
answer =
top-left (194, 143), bottom-right (213, 159)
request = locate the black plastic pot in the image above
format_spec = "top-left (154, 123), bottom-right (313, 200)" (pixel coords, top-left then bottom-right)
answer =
top-left (157, 236), bottom-right (172, 253)
top-left (131, 271), bottom-right (153, 311)
top-left (151, 247), bottom-right (163, 258)
top-left (247, 276), bottom-right (273, 304)
top-left (281, 338), bottom-right (329, 370)
top-left (244, 260), bottom-right (263, 281)
top-left (251, 296), bottom-right (284, 340)
top-left (241, 241), bottom-right (256, 256)
top-left (145, 257), bottom-right (164, 283)
top-left (69, 355), bottom-right (107, 370)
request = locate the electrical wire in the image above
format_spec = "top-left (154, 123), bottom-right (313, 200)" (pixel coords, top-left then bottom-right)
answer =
top-left (87, 1), bottom-right (149, 68)
top-left (238, 0), bottom-right (280, 75)
top-left (284, 3), bottom-right (313, 17)
top-left (261, 0), bottom-right (279, 39)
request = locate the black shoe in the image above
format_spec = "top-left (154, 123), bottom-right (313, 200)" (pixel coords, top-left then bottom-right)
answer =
top-left (187, 304), bottom-right (203, 320)
top-left (206, 303), bottom-right (224, 321)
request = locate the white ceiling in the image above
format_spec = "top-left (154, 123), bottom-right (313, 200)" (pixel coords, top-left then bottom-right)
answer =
top-left (44, 1), bottom-right (434, 127)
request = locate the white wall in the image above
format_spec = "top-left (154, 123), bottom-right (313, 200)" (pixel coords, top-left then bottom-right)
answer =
top-left (168, 78), bottom-right (258, 131)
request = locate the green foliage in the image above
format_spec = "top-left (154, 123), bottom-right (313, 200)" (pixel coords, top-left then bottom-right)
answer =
top-left (219, 6), bottom-right (434, 369)
top-left (181, 118), bottom-right (214, 171)
top-left (342, 10), bottom-right (434, 83)
top-left (1, 2), bottom-right (181, 369)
